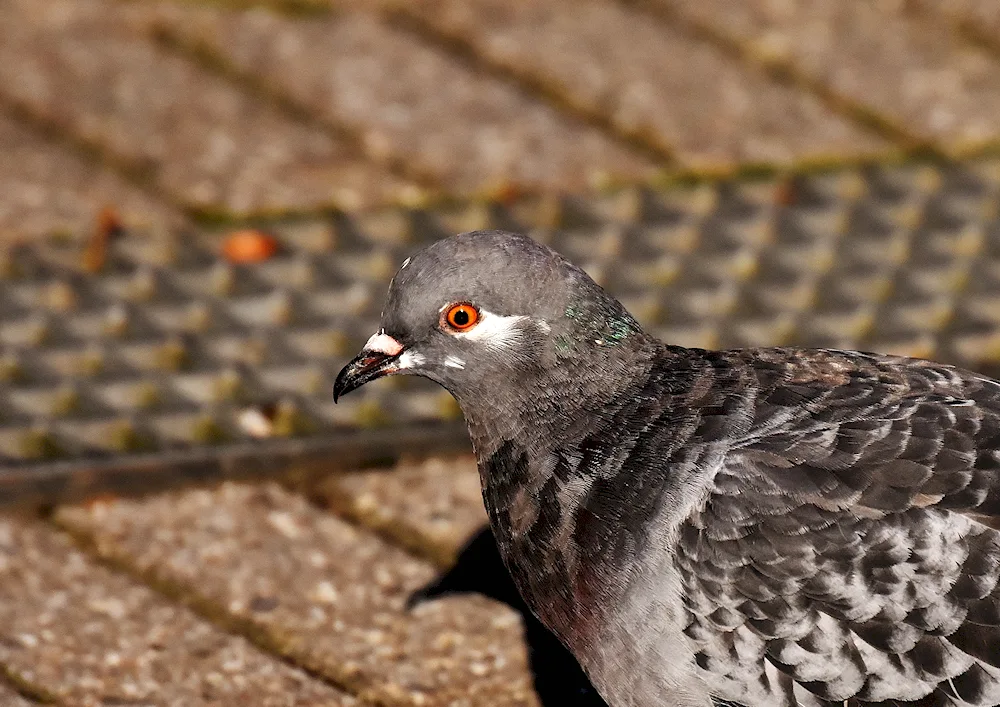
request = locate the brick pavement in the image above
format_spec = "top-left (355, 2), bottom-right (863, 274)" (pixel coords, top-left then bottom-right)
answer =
top-left (3, 0), bottom-right (1000, 704)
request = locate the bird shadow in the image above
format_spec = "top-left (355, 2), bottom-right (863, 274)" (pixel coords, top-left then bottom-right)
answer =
top-left (407, 526), bottom-right (609, 706)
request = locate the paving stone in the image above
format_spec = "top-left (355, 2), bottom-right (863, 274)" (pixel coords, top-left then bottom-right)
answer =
top-left (0, 114), bottom-right (183, 243)
top-left (0, 513), bottom-right (355, 706)
top-left (314, 455), bottom-right (486, 566)
top-left (919, 0), bottom-right (1000, 35)
top-left (394, 0), bottom-right (886, 168)
top-left (56, 482), bottom-right (539, 707)
top-left (147, 4), bottom-right (656, 194)
top-left (657, 0), bottom-right (1000, 149)
top-left (0, 0), bottom-right (412, 216)
top-left (0, 683), bottom-right (35, 706)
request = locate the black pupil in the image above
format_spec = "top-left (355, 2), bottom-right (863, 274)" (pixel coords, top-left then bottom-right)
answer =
top-left (453, 308), bottom-right (470, 326)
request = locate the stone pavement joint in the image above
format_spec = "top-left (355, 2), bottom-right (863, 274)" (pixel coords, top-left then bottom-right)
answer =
top-left (0, 659), bottom-right (55, 705)
top-left (912, 0), bottom-right (1000, 65)
top-left (147, 22), bottom-right (444, 196)
top-left (386, 0), bottom-right (889, 169)
top-left (144, 1), bottom-right (655, 197)
top-left (652, 0), bottom-right (1000, 155)
top-left (55, 482), bottom-right (540, 706)
top-left (182, 0), bottom-right (334, 15)
top-left (621, 0), bottom-right (932, 152)
top-left (0, 0), bottom-right (414, 218)
top-left (380, 9), bottom-right (677, 165)
top-left (307, 455), bottom-right (487, 569)
top-left (0, 104), bottom-right (185, 244)
top-left (0, 511), bottom-right (357, 706)
top-left (48, 510), bottom-right (371, 705)
top-left (0, 94), bottom-right (190, 228)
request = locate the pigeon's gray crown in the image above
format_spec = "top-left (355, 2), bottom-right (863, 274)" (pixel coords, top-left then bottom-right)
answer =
top-left (385, 231), bottom-right (556, 330)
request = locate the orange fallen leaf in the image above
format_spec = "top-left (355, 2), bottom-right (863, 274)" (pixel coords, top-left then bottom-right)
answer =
top-left (83, 206), bottom-right (124, 273)
top-left (774, 179), bottom-right (797, 207)
top-left (487, 181), bottom-right (523, 206)
top-left (221, 229), bottom-right (279, 263)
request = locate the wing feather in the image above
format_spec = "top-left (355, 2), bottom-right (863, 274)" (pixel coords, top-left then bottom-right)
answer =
top-left (679, 348), bottom-right (1000, 706)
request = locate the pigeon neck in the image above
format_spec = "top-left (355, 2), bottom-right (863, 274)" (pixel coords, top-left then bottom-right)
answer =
top-left (459, 331), bottom-right (661, 459)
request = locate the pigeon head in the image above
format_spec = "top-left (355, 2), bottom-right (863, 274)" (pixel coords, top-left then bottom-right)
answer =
top-left (334, 230), bottom-right (651, 416)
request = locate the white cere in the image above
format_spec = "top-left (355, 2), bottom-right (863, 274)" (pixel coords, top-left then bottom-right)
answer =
top-left (364, 332), bottom-right (404, 356)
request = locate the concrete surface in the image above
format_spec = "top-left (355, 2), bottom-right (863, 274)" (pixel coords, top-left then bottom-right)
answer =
top-left (56, 482), bottom-right (537, 707)
top-left (0, 513), bottom-right (356, 705)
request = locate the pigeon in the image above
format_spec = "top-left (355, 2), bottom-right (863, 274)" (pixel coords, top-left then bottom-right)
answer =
top-left (334, 230), bottom-right (1000, 707)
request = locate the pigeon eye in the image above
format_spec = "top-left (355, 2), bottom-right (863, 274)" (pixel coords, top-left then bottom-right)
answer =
top-left (443, 303), bottom-right (479, 331)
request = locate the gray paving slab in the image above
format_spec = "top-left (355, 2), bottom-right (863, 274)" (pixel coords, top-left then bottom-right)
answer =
top-left (0, 513), bottom-right (355, 706)
top-left (56, 482), bottom-right (539, 707)
top-left (393, 0), bottom-right (887, 168)
top-left (314, 455), bottom-right (486, 566)
top-left (657, 0), bottom-right (1000, 150)
top-left (0, 0), bottom-right (413, 216)
top-left (0, 113), bottom-right (183, 243)
top-left (145, 3), bottom-right (656, 194)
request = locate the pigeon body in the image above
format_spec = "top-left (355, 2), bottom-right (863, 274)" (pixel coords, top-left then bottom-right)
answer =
top-left (335, 230), bottom-right (1000, 707)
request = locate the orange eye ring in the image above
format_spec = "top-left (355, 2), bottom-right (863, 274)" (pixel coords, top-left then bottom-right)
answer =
top-left (443, 303), bottom-right (480, 331)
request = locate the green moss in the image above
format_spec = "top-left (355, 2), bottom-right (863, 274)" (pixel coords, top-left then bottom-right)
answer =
top-left (212, 371), bottom-right (244, 404)
top-left (79, 350), bottom-right (104, 377)
top-left (191, 416), bottom-right (227, 445)
top-left (271, 402), bottom-right (316, 437)
top-left (0, 354), bottom-right (23, 383)
top-left (109, 422), bottom-right (155, 453)
top-left (50, 387), bottom-right (80, 417)
top-left (154, 340), bottom-right (189, 372)
top-left (354, 400), bottom-right (391, 429)
top-left (18, 429), bottom-right (62, 460)
top-left (436, 392), bottom-right (463, 421)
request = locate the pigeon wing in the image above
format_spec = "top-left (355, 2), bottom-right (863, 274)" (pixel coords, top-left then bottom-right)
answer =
top-left (678, 349), bottom-right (1000, 706)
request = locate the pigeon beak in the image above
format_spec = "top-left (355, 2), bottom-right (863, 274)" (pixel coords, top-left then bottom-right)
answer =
top-left (333, 333), bottom-right (404, 402)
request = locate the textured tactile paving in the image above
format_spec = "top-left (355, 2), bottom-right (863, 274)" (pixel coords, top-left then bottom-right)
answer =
top-left (3, 159), bottom-right (1000, 486)
top-left (0, 0), bottom-right (413, 216)
top-left (391, 0), bottom-right (887, 167)
top-left (0, 513), bottom-right (355, 706)
top-left (56, 482), bottom-right (539, 707)
top-left (144, 3), bottom-right (657, 193)
top-left (655, 0), bottom-right (1000, 149)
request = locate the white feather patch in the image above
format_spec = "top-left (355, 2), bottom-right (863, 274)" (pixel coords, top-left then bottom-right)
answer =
top-left (452, 309), bottom-right (530, 349)
top-left (397, 350), bottom-right (425, 369)
top-left (443, 355), bottom-right (466, 369)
